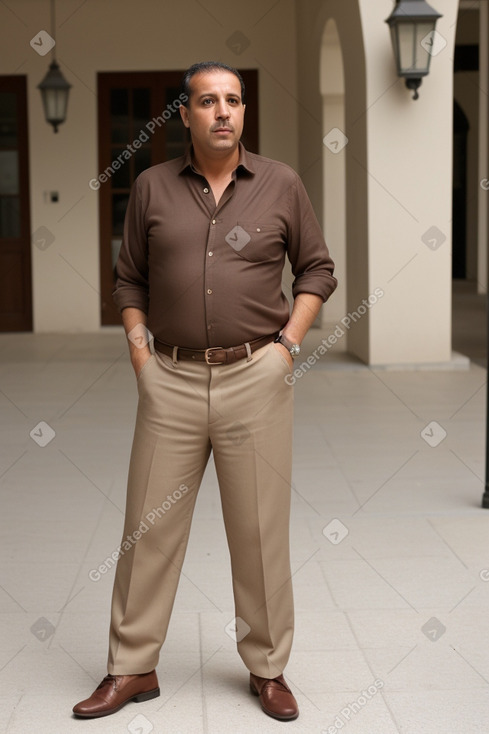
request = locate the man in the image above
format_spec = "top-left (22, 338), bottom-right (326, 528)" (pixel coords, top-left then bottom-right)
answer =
top-left (73, 61), bottom-right (336, 722)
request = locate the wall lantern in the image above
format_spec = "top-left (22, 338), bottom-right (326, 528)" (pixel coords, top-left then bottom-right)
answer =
top-left (37, 0), bottom-right (71, 132)
top-left (385, 0), bottom-right (443, 100)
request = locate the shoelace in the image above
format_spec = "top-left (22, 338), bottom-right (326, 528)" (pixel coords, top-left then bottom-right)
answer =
top-left (97, 675), bottom-right (117, 691)
top-left (261, 677), bottom-right (291, 694)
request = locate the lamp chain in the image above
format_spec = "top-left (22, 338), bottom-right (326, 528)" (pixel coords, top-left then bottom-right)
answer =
top-left (50, 0), bottom-right (56, 58)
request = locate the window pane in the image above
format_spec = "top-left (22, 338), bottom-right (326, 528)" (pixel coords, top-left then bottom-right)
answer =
top-left (112, 193), bottom-right (129, 236)
top-left (111, 237), bottom-right (122, 272)
top-left (134, 146), bottom-right (151, 177)
top-left (110, 88), bottom-right (129, 143)
top-left (165, 87), bottom-right (188, 160)
top-left (110, 148), bottom-right (131, 188)
top-left (0, 92), bottom-right (18, 147)
top-left (133, 88), bottom-right (151, 134)
top-left (0, 196), bottom-right (20, 238)
top-left (0, 151), bottom-right (19, 194)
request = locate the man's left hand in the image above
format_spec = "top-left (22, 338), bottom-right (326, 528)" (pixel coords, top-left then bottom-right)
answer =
top-left (273, 342), bottom-right (294, 370)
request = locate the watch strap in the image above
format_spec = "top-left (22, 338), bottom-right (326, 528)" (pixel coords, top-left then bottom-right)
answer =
top-left (274, 333), bottom-right (294, 352)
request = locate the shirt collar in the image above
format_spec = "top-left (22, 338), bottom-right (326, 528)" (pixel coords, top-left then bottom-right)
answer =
top-left (178, 141), bottom-right (255, 177)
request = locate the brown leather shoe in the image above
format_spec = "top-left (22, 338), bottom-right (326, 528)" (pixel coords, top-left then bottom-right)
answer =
top-left (72, 670), bottom-right (159, 718)
top-left (250, 673), bottom-right (299, 721)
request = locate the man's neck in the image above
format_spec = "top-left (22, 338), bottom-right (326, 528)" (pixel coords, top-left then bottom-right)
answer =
top-left (192, 145), bottom-right (240, 181)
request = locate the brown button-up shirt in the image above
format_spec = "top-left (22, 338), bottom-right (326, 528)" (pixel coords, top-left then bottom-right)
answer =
top-left (113, 143), bottom-right (337, 349)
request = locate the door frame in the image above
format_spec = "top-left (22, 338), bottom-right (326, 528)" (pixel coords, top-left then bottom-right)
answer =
top-left (96, 69), bottom-right (259, 326)
top-left (0, 75), bottom-right (32, 332)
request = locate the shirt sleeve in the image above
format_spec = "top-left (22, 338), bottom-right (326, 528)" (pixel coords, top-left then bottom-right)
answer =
top-left (286, 174), bottom-right (337, 302)
top-left (112, 176), bottom-right (150, 314)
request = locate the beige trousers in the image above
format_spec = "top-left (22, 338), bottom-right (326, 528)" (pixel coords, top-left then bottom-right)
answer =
top-left (107, 341), bottom-right (294, 679)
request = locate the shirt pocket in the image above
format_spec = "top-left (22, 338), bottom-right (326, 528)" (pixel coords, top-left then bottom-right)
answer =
top-left (225, 221), bottom-right (285, 263)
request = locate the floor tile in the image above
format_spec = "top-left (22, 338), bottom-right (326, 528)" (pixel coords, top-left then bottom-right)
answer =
top-left (0, 328), bottom-right (486, 733)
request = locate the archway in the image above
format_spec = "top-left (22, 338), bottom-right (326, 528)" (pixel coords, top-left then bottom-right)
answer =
top-left (319, 18), bottom-right (346, 324)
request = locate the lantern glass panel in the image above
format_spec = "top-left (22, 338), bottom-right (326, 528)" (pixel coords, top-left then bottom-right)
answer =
top-left (415, 21), bottom-right (436, 72)
top-left (397, 22), bottom-right (416, 72)
top-left (42, 87), bottom-right (69, 124)
top-left (395, 20), bottom-right (435, 75)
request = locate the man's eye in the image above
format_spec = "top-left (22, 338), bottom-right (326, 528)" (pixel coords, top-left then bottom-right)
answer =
top-left (203, 99), bottom-right (214, 105)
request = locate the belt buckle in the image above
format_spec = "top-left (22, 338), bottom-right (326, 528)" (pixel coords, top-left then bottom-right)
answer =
top-left (205, 347), bottom-right (224, 365)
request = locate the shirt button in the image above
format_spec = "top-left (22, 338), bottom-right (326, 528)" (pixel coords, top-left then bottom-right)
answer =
top-left (208, 251), bottom-right (213, 256)
top-left (211, 219), bottom-right (216, 225)
top-left (207, 289), bottom-right (213, 295)
top-left (203, 187), bottom-right (209, 194)
top-left (257, 228), bottom-right (261, 232)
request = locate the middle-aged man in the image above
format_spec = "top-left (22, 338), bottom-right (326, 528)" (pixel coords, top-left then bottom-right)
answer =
top-left (73, 61), bottom-right (337, 722)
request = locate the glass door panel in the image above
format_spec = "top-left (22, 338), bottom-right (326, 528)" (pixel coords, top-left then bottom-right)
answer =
top-left (0, 78), bottom-right (32, 330)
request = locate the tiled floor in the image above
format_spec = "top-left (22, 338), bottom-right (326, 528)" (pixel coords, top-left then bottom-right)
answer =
top-left (0, 285), bottom-right (487, 733)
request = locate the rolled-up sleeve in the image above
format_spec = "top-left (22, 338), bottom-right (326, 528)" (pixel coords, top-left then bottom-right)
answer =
top-left (112, 176), bottom-right (150, 314)
top-left (287, 175), bottom-right (337, 302)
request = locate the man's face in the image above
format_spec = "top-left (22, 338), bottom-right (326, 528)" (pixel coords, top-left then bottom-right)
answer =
top-left (180, 70), bottom-right (245, 158)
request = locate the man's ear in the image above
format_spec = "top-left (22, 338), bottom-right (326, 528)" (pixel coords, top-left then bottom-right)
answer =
top-left (179, 103), bottom-right (190, 128)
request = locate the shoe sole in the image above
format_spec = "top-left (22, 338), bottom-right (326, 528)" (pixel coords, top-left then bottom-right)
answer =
top-left (73, 687), bottom-right (160, 719)
top-left (249, 682), bottom-right (299, 721)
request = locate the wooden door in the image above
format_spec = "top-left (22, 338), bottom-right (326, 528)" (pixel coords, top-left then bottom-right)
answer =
top-left (0, 76), bottom-right (32, 331)
top-left (97, 70), bottom-right (259, 325)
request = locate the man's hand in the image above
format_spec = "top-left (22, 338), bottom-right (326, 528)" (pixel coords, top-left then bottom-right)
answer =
top-left (121, 307), bottom-right (152, 378)
top-left (278, 293), bottom-right (324, 371)
top-left (273, 342), bottom-right (294, 370)
top-left (132, 349), bottom-right (152, 378)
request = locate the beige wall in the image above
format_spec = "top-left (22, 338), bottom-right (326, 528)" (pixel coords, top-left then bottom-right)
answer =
top-left (1, 0), bottom-right (298, 332)
top-left (296, 0), bottom-right (367, 334)
top-left (1, 0), bottom-right (468, 364)
top-left (297, 0), bottom-right (459, 365)
top-left (360, 0), bottom-right (459, 365)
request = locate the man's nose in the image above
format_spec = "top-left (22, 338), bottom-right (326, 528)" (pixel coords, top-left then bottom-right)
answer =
top-left (215, 99), bottom-right (230, 119)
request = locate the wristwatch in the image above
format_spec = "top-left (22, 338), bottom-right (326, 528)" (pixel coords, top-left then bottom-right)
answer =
top-left (274, 333), bottom-right (301, 358)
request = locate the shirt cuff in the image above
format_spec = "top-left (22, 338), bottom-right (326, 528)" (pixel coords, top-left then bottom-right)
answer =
top-left (292, 274), bottom-right (337, 303)
top-left (112, 286), bottom-right (149, 314)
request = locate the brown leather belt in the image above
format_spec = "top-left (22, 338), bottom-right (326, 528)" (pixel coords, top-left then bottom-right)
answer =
top-left (154, 332), bottom-right (279, 365)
